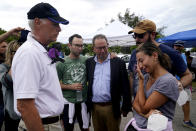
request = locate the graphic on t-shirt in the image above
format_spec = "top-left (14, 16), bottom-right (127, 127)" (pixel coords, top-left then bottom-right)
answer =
top-left (67, 63), bottom-right (85, 84)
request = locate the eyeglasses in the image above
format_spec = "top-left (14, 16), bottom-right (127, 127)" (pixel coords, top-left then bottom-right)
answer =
top-left (132, 32), bottom-right (147, 39)
top-left (72, 44), bottom-right (84, 48)
top-left (94, 46), bottom-right (108, 50)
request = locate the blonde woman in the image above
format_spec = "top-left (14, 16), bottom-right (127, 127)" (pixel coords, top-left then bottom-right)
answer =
top-left (0, 40), bottom-right (21, 131)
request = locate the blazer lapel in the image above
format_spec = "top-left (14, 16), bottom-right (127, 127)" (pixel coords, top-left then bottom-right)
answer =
top-left (91, 58), bottom-right (96, 77)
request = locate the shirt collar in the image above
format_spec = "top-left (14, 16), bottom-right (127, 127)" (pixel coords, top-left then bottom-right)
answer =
top-left (94, 53), bottom-right (110, 63)
top-left (27, 33), bottom-right (48, 53)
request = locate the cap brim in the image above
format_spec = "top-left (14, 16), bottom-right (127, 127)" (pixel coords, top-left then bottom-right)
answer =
top-left (128, 28), bottom-right (147, 34)
top-left (174, 44), bottom-right (184, 47)
top-left (48, 17), bottom-right (69, 25)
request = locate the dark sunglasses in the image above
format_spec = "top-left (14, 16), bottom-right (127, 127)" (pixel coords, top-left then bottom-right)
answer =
top-left (132, 32), bottom-right (147, 39)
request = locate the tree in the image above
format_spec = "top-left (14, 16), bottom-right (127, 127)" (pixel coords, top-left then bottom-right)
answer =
top-left (118, 8), bottom-right (144, 28)
top-left (108, 46), bottom-right (121, 54)
top-left (191, 47), bottom-right (196, 52)
top-left (118, 8), bottom-right (167, 39)
top-left (0, 28), bottom-right (19, 42)
top-left (83, 44), bottom-right (94, 56)
top-left (156, 26), bottom-right (167, 39)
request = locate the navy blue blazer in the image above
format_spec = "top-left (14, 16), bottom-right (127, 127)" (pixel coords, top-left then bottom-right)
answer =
top-left (86, 56), bottom-right (132, 118)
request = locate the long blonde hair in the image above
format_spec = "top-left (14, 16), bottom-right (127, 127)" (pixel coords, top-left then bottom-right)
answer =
top-left (4, 40), bottom-right (20, 66)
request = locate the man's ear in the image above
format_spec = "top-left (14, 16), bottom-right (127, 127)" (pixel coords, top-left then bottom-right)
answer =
top-left (34, 18), bottom-right (41, 25)
top-left (68, 43), bottom-right (72, 48)
top-left (93, 46), bottom-right (96, 53)
top-left (150, 32), bottom-right (156, 40)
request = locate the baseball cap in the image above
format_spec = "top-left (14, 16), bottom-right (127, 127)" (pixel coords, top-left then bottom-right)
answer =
top-left (27, 2), bottom-right (69, 25)
top-left (128, 19), bottom-right (156, 34)
top-left (174, 40), bottom-right (185, 47)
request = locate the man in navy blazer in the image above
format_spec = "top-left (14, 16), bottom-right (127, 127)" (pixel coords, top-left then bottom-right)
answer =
top-left (86, 34), bottom-right (132, 131)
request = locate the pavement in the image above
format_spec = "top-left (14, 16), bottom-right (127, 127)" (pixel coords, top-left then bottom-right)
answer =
top-left (74, 88), bottom-right (196, 131)
top-left (2, 89), bottom-right (195, 131)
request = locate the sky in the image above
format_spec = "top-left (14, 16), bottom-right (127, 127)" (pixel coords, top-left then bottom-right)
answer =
top-left (0, 0), bottom-right (196, 43)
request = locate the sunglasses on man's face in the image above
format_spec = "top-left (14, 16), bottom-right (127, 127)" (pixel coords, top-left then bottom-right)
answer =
top-left (132, 32), bottom-right (147, 39)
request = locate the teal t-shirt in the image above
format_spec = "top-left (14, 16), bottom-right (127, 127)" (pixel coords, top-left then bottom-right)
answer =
top-left (56, 56), bottom-right (87, 103)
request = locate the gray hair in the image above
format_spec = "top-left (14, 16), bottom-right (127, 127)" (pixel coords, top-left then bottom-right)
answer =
top-left (92, 34), bottom-right (108, 46)
top-left (28, 19), bottom-right (34, 30)
top-left (28, 19), bottom-right (48, 30)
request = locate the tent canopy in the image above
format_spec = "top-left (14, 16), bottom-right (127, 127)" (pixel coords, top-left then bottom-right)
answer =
top-left (158, 29), bottom-right (196, 48)
top-left (83, 20), bottom-right (136, 46)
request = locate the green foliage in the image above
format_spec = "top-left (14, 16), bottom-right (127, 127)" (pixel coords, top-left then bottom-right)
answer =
top-left (118, 8), bottom-right (144, 28)
top-left (156, 26), bottom-right (167, 39)
top-left (130, 45), bottom-right (137, 53)
top-left (121, 46), bottom-right (132, 54)
top-left (108, 46), bottom-right (121, 53)
top-left (0, 28), bottom-right (6, 35)
top-left (61, 44), bottom-right (70, 56)
top-left (118, 8), bottom-right (166, 39)
top-left (191, 47), bottom-right (196, 52)
top-left (83, 44), bottom-right (94, 56)
top-left (48, 42), bottom-right (70, 56)
top-left (0, 28), bottom-right (19, 43)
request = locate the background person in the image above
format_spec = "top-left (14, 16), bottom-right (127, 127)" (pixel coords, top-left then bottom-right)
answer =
top-left (0, 40), bottom-right (21, 131)
top-left (86, 34), bottom-right (131, 131)
top-left (12, 2), bottom-right (69, 131)
top-left (56, 34), bottom-right (90, 131)
top-left (173, 40), bottom-right (196, 130)
top-left (0, 27), bottom-right (23, 129)
top-left (0, 41), bottom-right (7, 128)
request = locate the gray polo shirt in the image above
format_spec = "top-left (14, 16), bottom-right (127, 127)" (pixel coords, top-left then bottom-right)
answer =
top-left (134, 73), bottom-right (179, 129)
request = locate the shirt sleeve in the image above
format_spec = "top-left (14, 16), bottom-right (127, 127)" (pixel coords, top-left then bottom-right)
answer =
top-left (13, 49), bottom-right (41, 99)
top-left (159, 44), bottom-right (187, 77)
top-left (128, 50), bottom-right (136, 72)
top-left (154, 75), bottom-right (179, 102)
top-left (56, 62), bottom-right (64, 81)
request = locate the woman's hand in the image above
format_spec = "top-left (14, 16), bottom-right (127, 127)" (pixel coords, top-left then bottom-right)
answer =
top-left (144, 109), bottom-right (161, 118)
top-left (136, 62), bottom-right (144, 81)
top-left (177, 80), bottom-right (183, 91)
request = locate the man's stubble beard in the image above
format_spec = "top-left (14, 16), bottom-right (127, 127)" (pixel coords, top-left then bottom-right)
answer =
top-left (136, 34), bottom-right (152, 45)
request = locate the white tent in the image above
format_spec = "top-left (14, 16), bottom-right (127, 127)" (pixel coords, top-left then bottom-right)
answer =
top-left (83, 20), bottom-right (136, 46)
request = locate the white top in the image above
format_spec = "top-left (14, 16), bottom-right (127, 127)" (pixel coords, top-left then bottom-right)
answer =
top-left (12, 33), bottom-right (64, 118)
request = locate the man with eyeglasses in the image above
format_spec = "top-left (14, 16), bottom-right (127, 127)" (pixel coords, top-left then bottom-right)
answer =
top-left (56, 34), bottom-right (90, 131)
top-left (128, 19), bottom-right (193, 129)
top-left (86, 34), bottom-right (131, 131)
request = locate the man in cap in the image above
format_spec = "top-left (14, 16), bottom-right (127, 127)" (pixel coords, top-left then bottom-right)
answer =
top-left (12, 2), bottom-right (69, 131)
top-left (128, 19), bottom-right (193, 129)
top-left (173, 40), bottom-right (196, 130)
